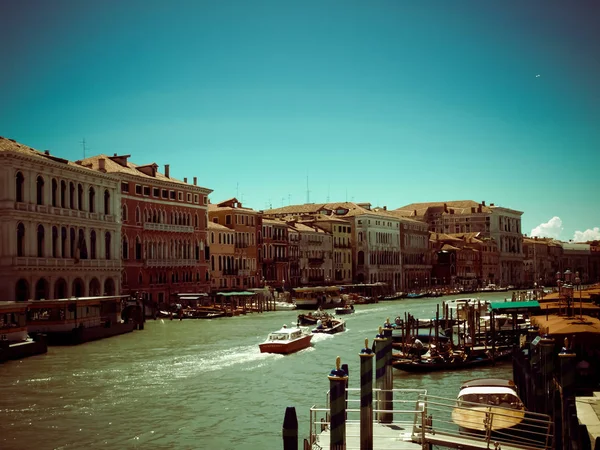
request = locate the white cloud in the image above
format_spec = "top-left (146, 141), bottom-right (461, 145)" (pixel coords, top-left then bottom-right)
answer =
top-left (572, 227), bottom-right (600, 243)
top-left (531, 216), bottom-right (562, 239)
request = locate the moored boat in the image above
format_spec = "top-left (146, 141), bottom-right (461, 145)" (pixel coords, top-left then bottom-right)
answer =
top-left (0, 301), bottom-right (48, 363)
top-left (391, 348), bottom-right (511, 373)
top-left (275, 301), bottom-right (297, 311)
top-left (259, 324), bottom-right (313, 354)
top-left (292, 286), bottom-right (342, 309)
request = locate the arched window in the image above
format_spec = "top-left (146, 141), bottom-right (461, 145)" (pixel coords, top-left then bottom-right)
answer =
top-left (122, 204), bottom-right (128, 222)
top-left (122, 237), bottom-right (129, 259)
top-left (16, 171), bottom-right (24, 202)
top-left (195, 214), bottom-right (199, 228)
top-left (54, 278), bottom-right (67, 299)
top-left (36, 176), bottom-right (44, 205)
top-left (78, 229), bottom-right (87, 259)
top-left (89, 278), bottom-right (101, 296)
top-left (51, 179), bottom-right (58, 207)
top-left (52, 226), bottom-right (58, 257)
top-left (135, 206), bottom-right (141, 223)
top-left (37, 224), bottom-right (45, 257)
top-left (90, 230), bottom-right (97, 259)
top-left (15, 279), bottom-right (29, 302)
top-left (135, 237), bottom-right (142, 260)
top-left (70, 228), bottom-right (76, 258)
top-left (60, 180), bottom-right (66, 208)
top-left (104, 189), bottom-right (110, 215)
top-left (77, 184), bottom-right (83, 211)
top-left (105, 232), bottom-right (111, 259)
top-left (88, 187), bottom-right (95, 213)
top-left (69, 182), bottom-right (75, 209)
top-left (104, 278), bottom-right (115, 295)
top-left (72, 278), bottom-right (85, 297)
top-left (35, 278), bottom-right (49, 300)
top-left (61, 227), bottom-right (67, 257)
top-left (17, 223), bottom-right (25, 257)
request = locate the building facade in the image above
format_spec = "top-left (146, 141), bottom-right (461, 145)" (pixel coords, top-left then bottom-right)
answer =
top-left (82, 154), bottom-right (212, 306)
top-left (0, 138), bottom-right (121, 301)
top-left (261, 218), bottom-right (289, 289)
top-left (207, 221), bottom-right (236, 292)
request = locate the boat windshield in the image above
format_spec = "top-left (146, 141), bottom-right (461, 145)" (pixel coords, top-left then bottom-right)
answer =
top-left (268, 333), bottom-right (289, 341)
top-left (459, 392), bottom-right (522, 409)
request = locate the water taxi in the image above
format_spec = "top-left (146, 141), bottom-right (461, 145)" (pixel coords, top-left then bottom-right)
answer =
top-left (334, 305), bottom-right (354, 315)
top-left (312, 317), bottom-right (345, 334)
top-left (259, 324), bottom-right (312, 354)
top-left (292, 286), bottom-right (342, 310)
top-left (0, 301), bottom-right (47, 362)
top-left (26, 295), bottom-right (138, 345)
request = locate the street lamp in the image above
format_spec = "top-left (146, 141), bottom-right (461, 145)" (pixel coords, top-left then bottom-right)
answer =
top-left (556, 270), bottom-right (573, 316)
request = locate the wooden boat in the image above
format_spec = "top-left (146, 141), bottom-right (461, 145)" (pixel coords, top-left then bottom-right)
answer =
top-left (452, 378), bottom-right (525, 435)
top-left (292, 286), bottom-right (343, 310)
top-left (312, 318), bottom-right (345, 334)
top-left (334, 305), bottom-right (354, 315)
top-left (391, 349), bottom-right (511, 373)
top-left (0, 301), bottom-right (47, 363)
top-left (297, 309), bottom-right (333, 325)
top-left (26, 296), bottom-right (137, 345)
top-left (259, 325), bottom-right (312, 354)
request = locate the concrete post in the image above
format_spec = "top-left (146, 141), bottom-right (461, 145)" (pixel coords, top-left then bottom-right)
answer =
top-left (282, 406), bottom-right (298, 450)
top-left (328, 356), bottom-right (348, 450)
top-left (359, 338), bottom-right (374, 450)
top-left (382, 318), bottom-right (394, 423)
top-left (372, 327), bottom-right (389, 423)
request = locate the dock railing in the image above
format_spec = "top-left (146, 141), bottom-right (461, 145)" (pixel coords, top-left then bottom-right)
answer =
top-left (306, 389), bottom-right (554, 450)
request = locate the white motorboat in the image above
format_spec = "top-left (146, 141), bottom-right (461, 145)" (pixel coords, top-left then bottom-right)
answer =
top-left (259, 324), bottom-right (313, 354)
top-left (275, 301), bottom-right (297, 311)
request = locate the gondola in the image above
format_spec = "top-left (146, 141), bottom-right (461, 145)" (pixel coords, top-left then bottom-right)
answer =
top-left (392, 349), bottom-right (512, 373)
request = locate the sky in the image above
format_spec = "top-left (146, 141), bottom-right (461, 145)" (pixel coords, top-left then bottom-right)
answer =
top-left (1, 0), bottom-right (599, 242)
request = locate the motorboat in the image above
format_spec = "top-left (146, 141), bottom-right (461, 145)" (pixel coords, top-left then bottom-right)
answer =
top-left (275, 301), bottom-right (297, 311)
top-left (297, 308), bottom-right (333, 325)
top-left (259, 325), bottom-right (312, 354)
top-left (312, 317), bottom-right (345, 334)
top-left (334, 305), bottom-right (354, 315)
top-left (451, 378), bottom-right (525, 434)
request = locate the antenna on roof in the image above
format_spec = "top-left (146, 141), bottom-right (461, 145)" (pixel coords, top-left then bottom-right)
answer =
top-left (80, 138), bottom-right (87, 159)
top-left (306, 174), bottom-right (310, 204)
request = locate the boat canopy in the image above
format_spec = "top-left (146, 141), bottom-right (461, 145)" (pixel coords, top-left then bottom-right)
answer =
top-left (216, 291), bottom-right (256, 296)
top-left (458, 386), bottom-right (519, 398)
top-left (490, 301), bottom-right (540, 314)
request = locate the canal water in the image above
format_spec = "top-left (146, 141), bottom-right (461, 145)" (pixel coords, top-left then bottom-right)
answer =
top-left (0, 292), bottom-right (514, 450)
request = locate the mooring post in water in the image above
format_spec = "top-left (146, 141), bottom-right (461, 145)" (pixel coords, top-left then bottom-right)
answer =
top-left (328, 356), bottom-right (348, 450)
top-left (341, 363), bottom-right (349, 415)
top-left (382, 318), bottom-right (394, 423)
top-left (372, 326), bottom-right (388, 423)
top-left (282, 406), bottom-right (298, 450)
top-left (359, 338), bottom-right (374, 450)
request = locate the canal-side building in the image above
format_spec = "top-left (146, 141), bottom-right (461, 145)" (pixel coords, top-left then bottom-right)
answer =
top-left (0, 137), bottom-right (122, 301)
top-left (260, 218), bottom-right (289, 289)
top-left (81, 154), bottom-right (212, 306)
top-left (207, 221), bottom-right (236, 292)
top-left (395, 200), bottom-right (524, 286)
top-left (208, 198), bottom-right (260, 290)
top-left (290, 222), bottom-right (333, 286)
top-left (287, 224), bottom-right (301, 288)
top-left (523, 237), bottom-right (554, 287)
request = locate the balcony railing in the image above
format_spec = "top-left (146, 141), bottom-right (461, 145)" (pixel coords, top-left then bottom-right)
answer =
top-left (143, 222), bottom-right (194, 233)
top-left (12, 202), bottom-right (116, 223)
top-left (13, 257), bottom-right (121, 269)
top-left (145, 258), bottom-right (198, 267)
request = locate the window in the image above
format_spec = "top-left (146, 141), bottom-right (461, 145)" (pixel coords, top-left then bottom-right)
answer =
top-left (37, 224), bottom-right (45, 257)
top-left (162, 189), bottom-right (168, 199)
top-left (143, 186), bottom-right (150, 196)
top-left (69, 182), bottom-right (75, 209)
top-left (122, 204), bottom-right (128, 222)
top-left (51, 179), bottom-right (58, 207)
top-left (135, 237), bottom-right (142, 260)
top-left (178, 192), bottom-right (183, 201)
top-left (187, 193), bottom-right (192, 202)
top-left (226, 215), bottom-right (231, 225)
top-left (194, 194), bottom-right (199, 204)
top-left (16, 172), bottom-right (25, 202)
top-left (77, 184), bottom-right (83, 210)
top-left (17, 223), bottom-right (25, 257)
top-left (135, 207), bottom-right (141, 223)
top-left (121, 182), bottom-right (129, 193)
top-left (36, 176), bottom-right (45, 205)
top-left (60, 180), bottom-right (66, 207)
top-left (90, 230), bottom-right (97, 259)
top-left (153, 187), bottom-right (160, 197)
top-left (105, 232), bottom-right (111, 259)
top-left (88, 187), bottom-right (95, 213)
top-left (135, 185), bottom-right (142, 195)
top-left (104, 190), bottom-right (110, 215)
top-left (203, 195), bottom-right (207, 205)
top-left (52, 226), bottom-right (58, 257)
top-left (170, 190), bottom-right (175, 200)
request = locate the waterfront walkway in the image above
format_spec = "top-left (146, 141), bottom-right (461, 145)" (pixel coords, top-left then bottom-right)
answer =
top-left (306, 389), bottom-right (554, 450)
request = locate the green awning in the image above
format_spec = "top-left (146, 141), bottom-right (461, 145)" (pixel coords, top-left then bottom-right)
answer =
top-left (216, 291), bottom-right (256, 296)
top-left (490, 301), bottom-right (540, 313)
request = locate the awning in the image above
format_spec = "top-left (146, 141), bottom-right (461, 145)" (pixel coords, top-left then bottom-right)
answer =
top-left (216, 291), bottom-right (257, 296)
top-left (490, 301), bottom-right (540, 314)
top-left (179, 295), bottom-right (207, 301)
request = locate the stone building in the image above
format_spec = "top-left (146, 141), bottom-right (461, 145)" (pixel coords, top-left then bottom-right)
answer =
top-left (0, 137), bottom-right (121, 301)
top-left (207, 221), bottom-right (236, 292)
top-left (81, 154), bottom-right (212, 306)
top-left (261, 218), bottom-right (289, 289)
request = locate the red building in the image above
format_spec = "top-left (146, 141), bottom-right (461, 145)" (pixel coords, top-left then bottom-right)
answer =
top-left (82, 154), bottom-right (212, 307)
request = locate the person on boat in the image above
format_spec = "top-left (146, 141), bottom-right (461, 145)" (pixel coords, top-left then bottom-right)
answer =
top-left (410, 337), bottom-right (424, 360)
top-left (316, 319), bottom-right (323, 330)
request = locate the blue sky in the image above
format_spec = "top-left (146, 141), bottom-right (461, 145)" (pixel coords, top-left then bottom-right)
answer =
top-left (2, 0), bottom-right (599, 241)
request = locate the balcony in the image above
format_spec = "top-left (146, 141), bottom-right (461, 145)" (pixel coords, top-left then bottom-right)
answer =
top-left (308, 257), bottom-right (324, 265)
top-left (145, 258), bottom-right (198, 267)
top-left (143, 222), bottom-right (194, 233)
top-left (13, 202), bottom-right (116, 223)
top-left (13, 256), bottom-right (121, 269)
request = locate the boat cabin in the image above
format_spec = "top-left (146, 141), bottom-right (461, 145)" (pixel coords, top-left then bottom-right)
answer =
top-left (0, 301), bottom-right (29, 342)
top-left (268, 327), bottom-right (303, 341)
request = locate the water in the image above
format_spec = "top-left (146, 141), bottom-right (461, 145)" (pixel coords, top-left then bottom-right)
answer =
top-left (0, 292), bottom-right (514, 450)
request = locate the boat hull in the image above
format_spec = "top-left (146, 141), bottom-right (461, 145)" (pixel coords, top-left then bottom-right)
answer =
top-left (0, 335), bottom-right (48, 363)
top-left (259, 334), bottom-right (312, 354)
top-left (34, 322), bottom-right (137, 346)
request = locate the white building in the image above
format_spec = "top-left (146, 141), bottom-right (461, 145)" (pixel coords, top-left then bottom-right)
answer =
top-left (0, 137), bottom-right (122, 301)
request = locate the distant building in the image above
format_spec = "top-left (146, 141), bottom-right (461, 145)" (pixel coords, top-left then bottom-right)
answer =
top-left (289, 222), bottom-right (332, 286)
top-left (208, 198), bottom-right (260, 290)
top-left (207, 221), bottom-right (236, 292)
top-left (0, 137), bottom-right (121, 301)
top-left (261, 218), bottom-right (289, 289)
top-left (81, 154), bottom-right (212, 306)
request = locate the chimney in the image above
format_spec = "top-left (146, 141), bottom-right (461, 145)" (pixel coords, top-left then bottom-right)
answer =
top-left (184, 177), bottom-right (188, 183)
top-left (444, 203), bottom-right (448, 213)
top-left (114, 153), bottom-right (117, 156)
top-left (44, 150), bottom-right (50, 155)
top-left (383, 206), bottom-right (387, 211)
top-left (165, 164), bottom-right (170, 178)
top-left (478, 205), bottom-right (482, 213)
top-left (482, 201), bottom-right (486, 206)
top-left (490, 203), bottom-right (494, 206)
top-left (193, 176), bottom-right (197, 186)
top-left (98, 158), bottom-right (106, 172)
